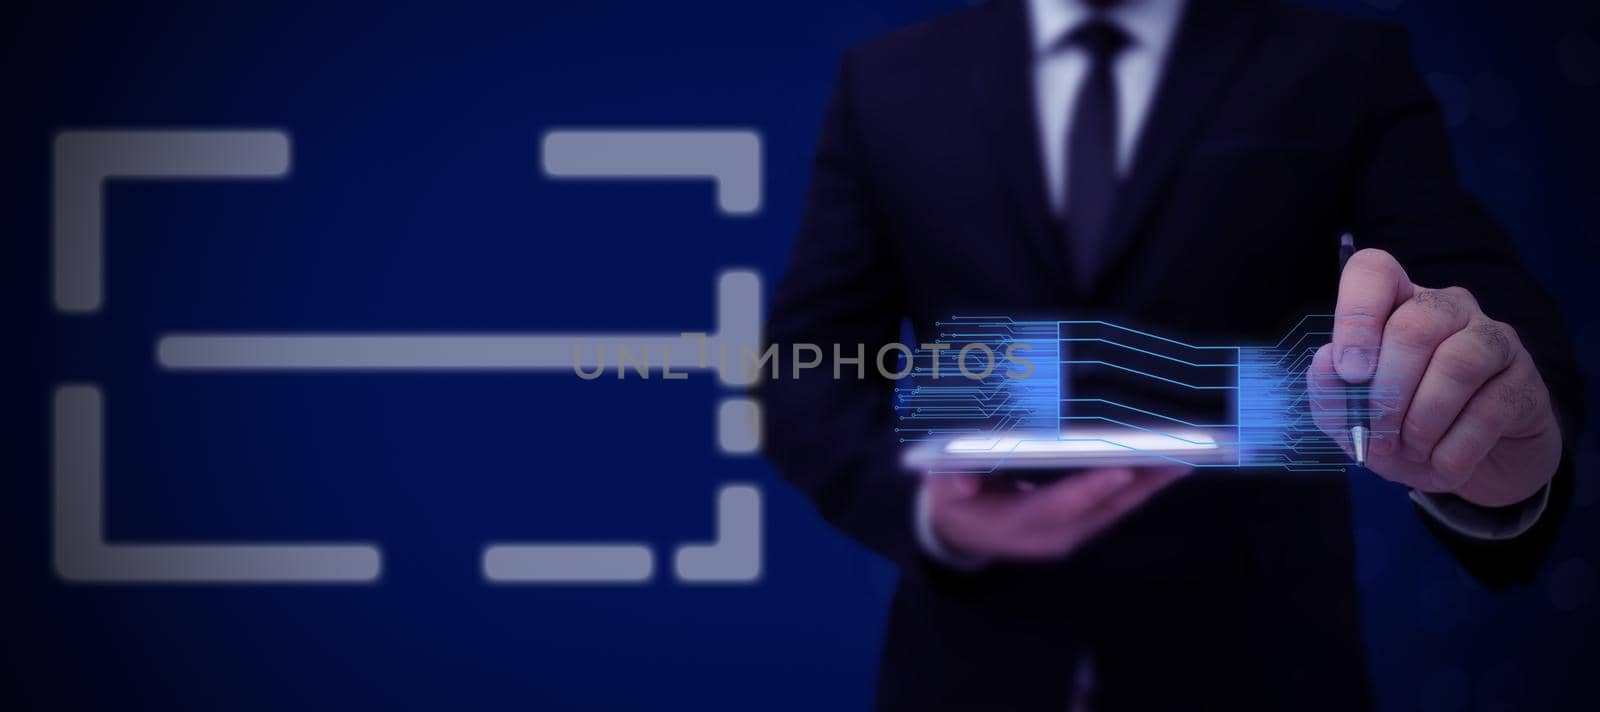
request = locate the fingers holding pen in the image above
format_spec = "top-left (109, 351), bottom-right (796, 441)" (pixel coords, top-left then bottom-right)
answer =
top-left (1332, 248), bottom-right (1415, 384)
top-left (1365, 286), bottom-right (1476, 457)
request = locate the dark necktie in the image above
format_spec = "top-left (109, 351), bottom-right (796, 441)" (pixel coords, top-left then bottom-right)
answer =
top-left (1064, 18), bottom-right (1131, 289)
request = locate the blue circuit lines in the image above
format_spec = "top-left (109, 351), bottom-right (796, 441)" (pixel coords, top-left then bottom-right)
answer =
top-left (895, 314), bottom-right (1393, 472)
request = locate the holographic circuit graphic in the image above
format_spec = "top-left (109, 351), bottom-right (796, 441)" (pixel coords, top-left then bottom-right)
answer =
top-left (896, 315), bottom-right (1402, 474)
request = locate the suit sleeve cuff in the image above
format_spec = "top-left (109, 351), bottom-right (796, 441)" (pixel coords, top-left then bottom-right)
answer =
top-left (913, 481), bottom-right (989, 571)
top-left (1410, 483), bottom-right (1551, 541)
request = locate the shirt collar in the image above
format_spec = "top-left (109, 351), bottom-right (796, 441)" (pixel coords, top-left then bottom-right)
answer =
top-left (1026, 0), bottom-right (1187, 58)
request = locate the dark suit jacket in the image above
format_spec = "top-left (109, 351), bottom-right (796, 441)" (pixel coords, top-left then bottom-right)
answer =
top-left (762, 1), bottom-right (1584, 709)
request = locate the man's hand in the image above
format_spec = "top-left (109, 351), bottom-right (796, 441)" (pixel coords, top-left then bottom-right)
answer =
top-left (1310, 248), bottom-right (1562, 507)
top-left (927, 466), bottom-right (1189, 561)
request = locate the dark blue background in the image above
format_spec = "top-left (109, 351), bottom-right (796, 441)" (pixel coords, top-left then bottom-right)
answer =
top-left (3, 1), bottom-right (1597, 709)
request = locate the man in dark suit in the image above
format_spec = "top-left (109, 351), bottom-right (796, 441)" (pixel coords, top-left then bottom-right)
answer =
top-left (761, 0), bottom-right (1583, 708)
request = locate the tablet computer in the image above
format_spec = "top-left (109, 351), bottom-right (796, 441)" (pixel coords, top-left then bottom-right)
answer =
top-left (901, 427), bottom-right (1238, 473)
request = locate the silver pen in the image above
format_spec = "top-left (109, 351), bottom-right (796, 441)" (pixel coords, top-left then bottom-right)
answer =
top-left (1338, 233), bottom-right (1370, 465)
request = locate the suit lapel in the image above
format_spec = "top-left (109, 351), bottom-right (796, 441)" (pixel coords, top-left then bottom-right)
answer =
top-left (1086, 0), bottom-right (1268, 296)
top-left (973, 0), bottom-right (1079, 300)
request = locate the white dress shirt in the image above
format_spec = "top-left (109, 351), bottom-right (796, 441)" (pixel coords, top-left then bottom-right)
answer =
top-left (914, 0), bottom-right (1543, 568)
